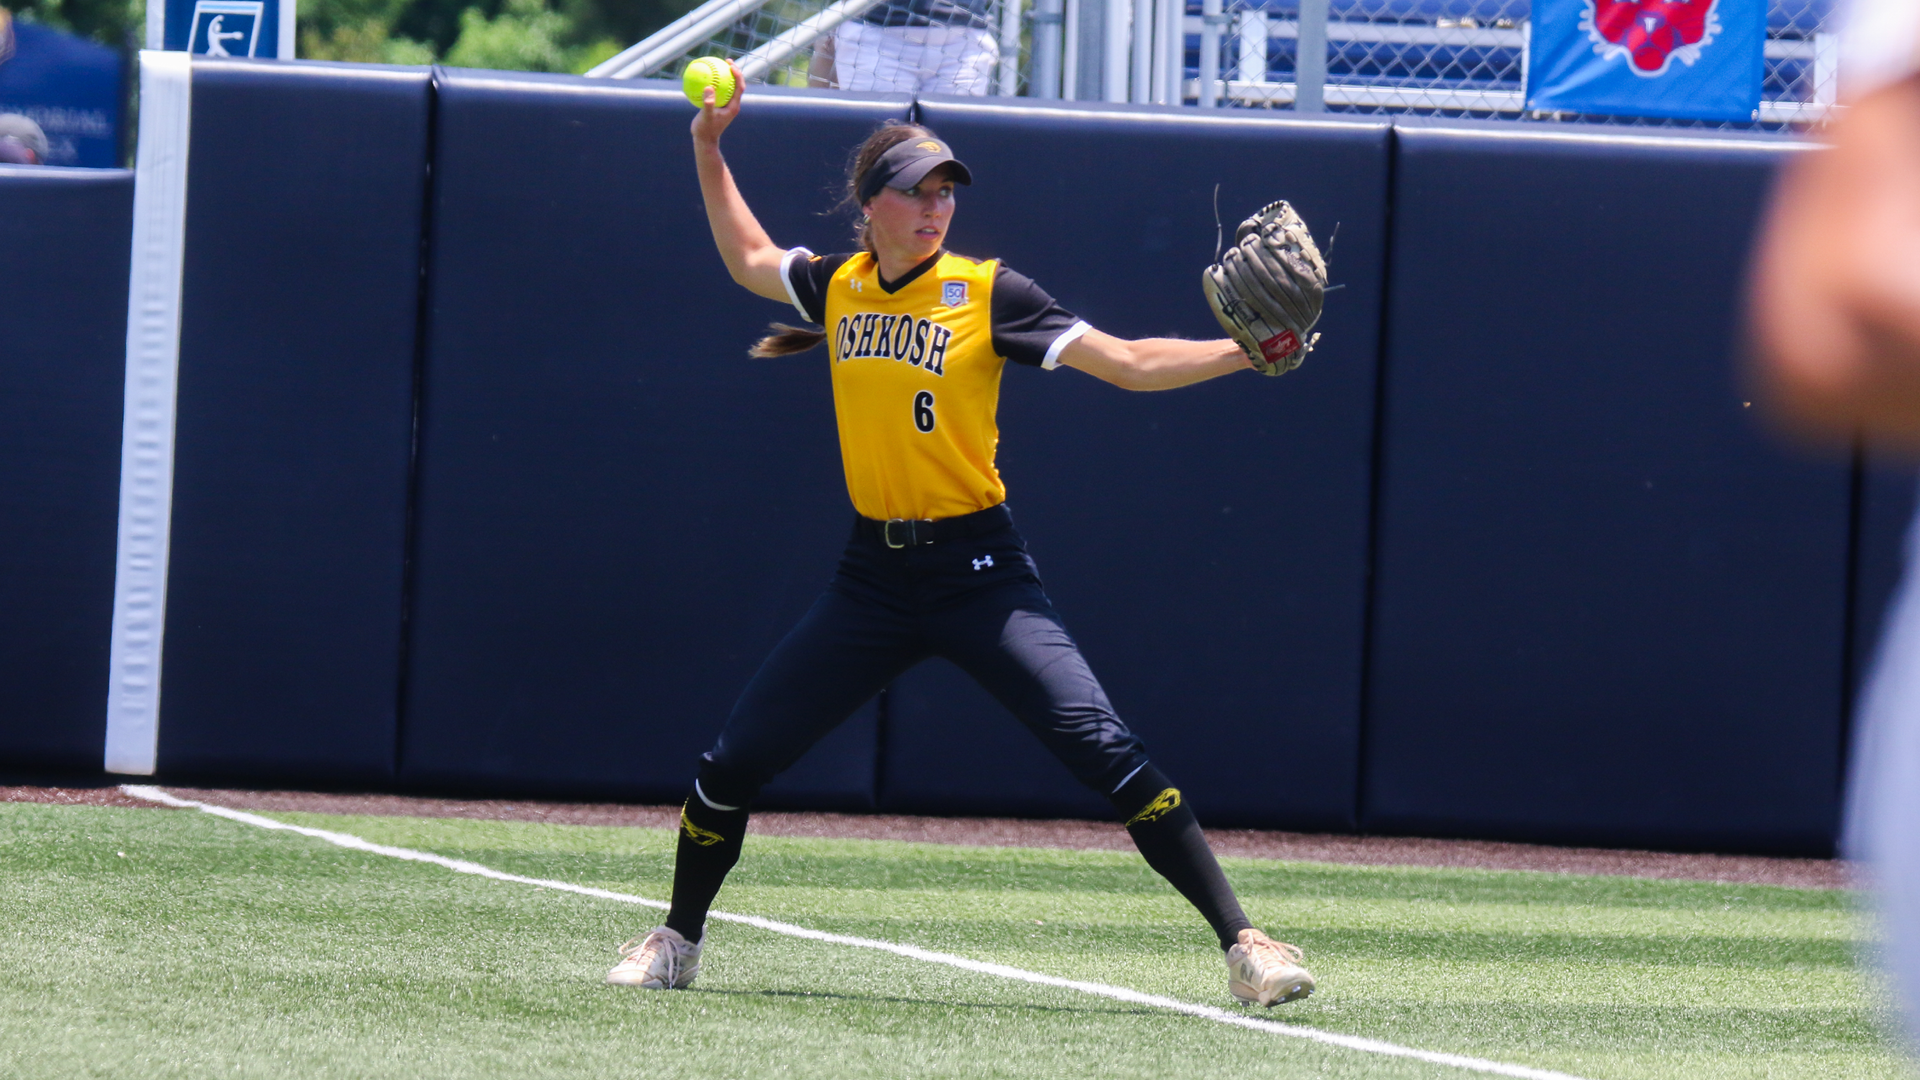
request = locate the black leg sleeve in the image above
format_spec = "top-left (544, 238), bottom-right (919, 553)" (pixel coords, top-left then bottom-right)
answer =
top-left (1111, 763), bottom-right (1254, 951)
top-left (664, 789), bottom-right (750, 943)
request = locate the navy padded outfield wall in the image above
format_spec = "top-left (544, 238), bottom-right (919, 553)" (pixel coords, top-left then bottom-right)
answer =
top-left (398, 72), bottom-right (911, 806)
top-left (0, 167), bottom-right (131, 773)
top-left (881, 100), bottom-right (1390, 828)
top-left (154, 60), bottom-right (430, 784)
top-left (1365, 125), bottom-right (1845, 854)
top-left (14, 68), bottom-right (1882, 849)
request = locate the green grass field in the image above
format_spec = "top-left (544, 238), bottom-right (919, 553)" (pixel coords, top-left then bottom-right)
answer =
top-left (0, 800), bottom-right (1902, 1080)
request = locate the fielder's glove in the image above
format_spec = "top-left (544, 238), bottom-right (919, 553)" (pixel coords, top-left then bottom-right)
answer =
top-left (1203, 200), bottom-right (1328, 376)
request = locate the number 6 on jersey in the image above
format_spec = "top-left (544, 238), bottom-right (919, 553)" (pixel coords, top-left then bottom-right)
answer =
top-left (913, 390), bottom-right (935, 433)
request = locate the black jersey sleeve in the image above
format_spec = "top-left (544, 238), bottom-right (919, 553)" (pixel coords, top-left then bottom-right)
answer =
top-left (992, 264), bottom-right (1090, 369)
top-left (782, 248), bottom-right (853, 325)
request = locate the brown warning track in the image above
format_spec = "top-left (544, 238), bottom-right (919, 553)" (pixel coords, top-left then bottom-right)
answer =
top-left (3, 783), bottom-right (1850, 890)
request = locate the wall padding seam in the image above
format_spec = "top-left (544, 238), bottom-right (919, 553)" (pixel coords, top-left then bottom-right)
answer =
top-left (105, 50), bottom-right (192, 776)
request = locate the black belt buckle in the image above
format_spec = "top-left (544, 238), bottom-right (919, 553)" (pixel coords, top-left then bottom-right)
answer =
top-left (882, 518), bottom-right (927, 548)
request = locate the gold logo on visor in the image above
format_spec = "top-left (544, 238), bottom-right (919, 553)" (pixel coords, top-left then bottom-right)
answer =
top-left (916, 140), bottom-right (943, 152)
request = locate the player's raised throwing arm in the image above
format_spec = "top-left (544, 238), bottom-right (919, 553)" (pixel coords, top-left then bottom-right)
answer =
top-left (689, 62), bottom-right (790, 304)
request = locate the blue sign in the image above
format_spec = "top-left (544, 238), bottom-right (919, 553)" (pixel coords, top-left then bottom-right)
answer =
top-left (191, 2), bottom-right (264, 57)
top-left (0, 20), bottom-right (124, 167)
top-left (1526, 0), bottom-right (1765, 122)
top-left (163, 0), bottom-right (292, 57)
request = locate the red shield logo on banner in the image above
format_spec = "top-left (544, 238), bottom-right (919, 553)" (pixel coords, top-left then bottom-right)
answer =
top-left (1582, 0), bottom-right (1722, 77)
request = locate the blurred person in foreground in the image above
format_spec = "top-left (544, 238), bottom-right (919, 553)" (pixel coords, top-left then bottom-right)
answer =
top-left (0, 112), bottom-right (46, 164)
top-left (1750, 0), bottom-right (1920, 1046)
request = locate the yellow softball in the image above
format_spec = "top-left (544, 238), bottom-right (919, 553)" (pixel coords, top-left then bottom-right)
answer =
top-left (683, 57), bottom-right (736, 108)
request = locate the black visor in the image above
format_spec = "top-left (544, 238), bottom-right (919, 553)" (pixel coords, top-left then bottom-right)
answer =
top-left (857, 136), bottom-right (973, 203)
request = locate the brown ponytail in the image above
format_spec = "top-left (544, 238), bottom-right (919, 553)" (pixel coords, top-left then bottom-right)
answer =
top-left (751, 323), bottom-right (826, 357)
top-left (749, 120), bottom-right (944, 358)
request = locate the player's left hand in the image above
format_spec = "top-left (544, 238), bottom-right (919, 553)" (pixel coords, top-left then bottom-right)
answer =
top-left (1202, 200), bottom-right (1328, 375)
top-left (690, 60), bottom-right (744, 146)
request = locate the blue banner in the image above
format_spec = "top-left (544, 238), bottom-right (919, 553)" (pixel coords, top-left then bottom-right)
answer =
top-left (0, 21), bottom-right (124, 168)
top-left (1526, 0), bottom-right (1765, 122)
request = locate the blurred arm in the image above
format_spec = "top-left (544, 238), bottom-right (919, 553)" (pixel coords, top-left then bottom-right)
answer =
top-left (808, 35), bottom-right (838, 89)
top-left (1750, 76), bottom-right (1920, 446)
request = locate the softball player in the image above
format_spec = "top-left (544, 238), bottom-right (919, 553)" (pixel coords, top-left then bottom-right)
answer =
top-left (608, 69), bottom-right (1321, 1008)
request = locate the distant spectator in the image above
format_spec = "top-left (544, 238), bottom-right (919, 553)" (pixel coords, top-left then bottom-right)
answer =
top-left (829, 0), bottom-right (999, 96)
top-left (0, 111), bottom-right (45, 164)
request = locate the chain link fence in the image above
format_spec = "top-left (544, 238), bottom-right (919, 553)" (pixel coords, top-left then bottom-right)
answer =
top-left (590, 0), bottom-right (1034, 94)
top-left (590, 0), bottom-right (1834, 131)
top-left (1200, 0), bottom-right (1833, 129)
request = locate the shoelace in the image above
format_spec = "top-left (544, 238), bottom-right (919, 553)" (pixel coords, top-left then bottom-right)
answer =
top-left (1244, 934), bottom-right (1305, 969)
top-left (616, 933), bottom-right (676, 968)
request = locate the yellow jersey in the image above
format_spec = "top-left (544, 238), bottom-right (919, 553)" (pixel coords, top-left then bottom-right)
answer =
top-left (783, 247), bottom-right (1088, 522)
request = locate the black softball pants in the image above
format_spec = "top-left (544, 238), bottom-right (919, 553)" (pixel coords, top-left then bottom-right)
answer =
top-left (696, 503), bottom-right (1150, 808)
top-left (665, 503), bottom-right (1255, 951)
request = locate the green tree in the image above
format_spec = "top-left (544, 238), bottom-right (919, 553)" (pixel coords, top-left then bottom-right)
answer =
top-left (7, 0), bottom-right (696, 74)
top-left (299, 0), bottom-right (438, 65)
top-left (303, 0), bottom-right (677, 72)
top-left (442, 0), bottom-right (604, 71)
top-left (5, 0), bottom-right (141, 47)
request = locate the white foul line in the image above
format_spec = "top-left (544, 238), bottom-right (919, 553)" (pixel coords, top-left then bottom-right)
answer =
top-left (121, 785), bottom-right (1595, 1080)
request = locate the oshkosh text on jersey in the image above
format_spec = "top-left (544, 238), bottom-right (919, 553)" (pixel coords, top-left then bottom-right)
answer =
top-left (834, 313), bottom-right (954, 376)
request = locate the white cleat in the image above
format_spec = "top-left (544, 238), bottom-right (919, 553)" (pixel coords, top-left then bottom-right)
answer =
top-left (1226, 928), bottom-right (1315, 1007)
top-left (606, 926), bottom-right (701, 989)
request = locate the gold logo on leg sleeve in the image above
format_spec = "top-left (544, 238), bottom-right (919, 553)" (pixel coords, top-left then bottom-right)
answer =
top-left (1123, 787), bottom-right (1183, 828)
top-left (680, 806), bottom-right (726, 846)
